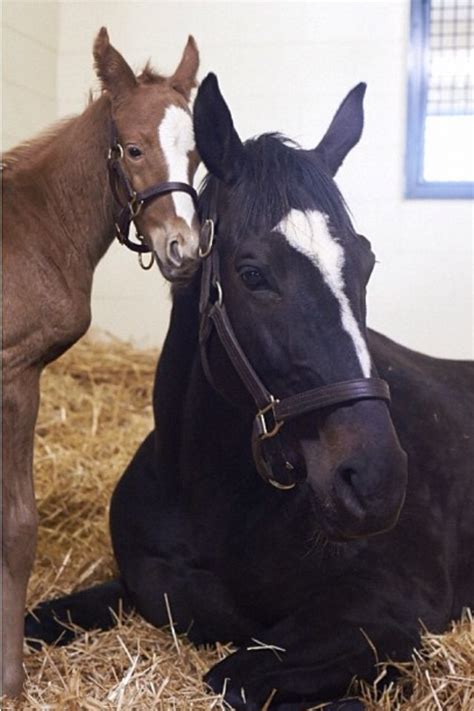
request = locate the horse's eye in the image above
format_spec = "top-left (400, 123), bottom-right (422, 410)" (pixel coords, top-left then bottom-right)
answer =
top-left (239, 267), bottom-right (267, 290)
top-left (127, 145), bottom-right (143, 159)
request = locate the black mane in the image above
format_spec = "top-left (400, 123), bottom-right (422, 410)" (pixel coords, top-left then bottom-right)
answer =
top-left (199, 133), bottom-right (354, 235)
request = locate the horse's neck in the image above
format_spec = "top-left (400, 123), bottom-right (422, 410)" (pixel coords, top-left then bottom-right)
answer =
top-left (32, 96), bottom-right (114, 269)
top-left (153, 276), bottom-right (254, 487)
top-left (152, 279), bottom-right (201, 475)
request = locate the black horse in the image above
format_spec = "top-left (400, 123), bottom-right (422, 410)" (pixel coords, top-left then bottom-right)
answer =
top-left (27, 75), bottom-right (474, 711)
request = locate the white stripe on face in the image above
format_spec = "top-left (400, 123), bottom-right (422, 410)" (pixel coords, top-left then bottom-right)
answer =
top-left (276, 209), bottom-right (372, 378)
top-left (158, 105), bottom-right (196, 228)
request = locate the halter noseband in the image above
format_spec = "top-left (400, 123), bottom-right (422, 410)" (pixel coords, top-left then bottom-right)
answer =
top-left (107, 119), bottom-right (199, 259)
top-left (198, 195), bottom-right (391, 491)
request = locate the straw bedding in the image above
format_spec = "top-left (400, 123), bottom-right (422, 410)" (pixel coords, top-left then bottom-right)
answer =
top-left (3, 337), bottom-right (473, 710)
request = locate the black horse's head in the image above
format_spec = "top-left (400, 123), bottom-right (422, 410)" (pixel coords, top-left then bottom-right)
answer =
top-left (194, 74), bottom-right (407, 541)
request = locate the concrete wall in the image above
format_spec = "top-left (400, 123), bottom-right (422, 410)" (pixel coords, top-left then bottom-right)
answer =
top-left (4, 1), bottom-right (473, 358)
top-left (2, 1), bottom-right (59, 150)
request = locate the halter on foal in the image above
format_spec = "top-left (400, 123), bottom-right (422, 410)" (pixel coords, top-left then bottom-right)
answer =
top-left (107, 119), bottom-right (198, 267)
top-left (1, 28), bottom-right (200, 697)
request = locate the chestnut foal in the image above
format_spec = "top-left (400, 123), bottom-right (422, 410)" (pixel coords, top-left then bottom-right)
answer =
top-left (1, 28), bottom-right (200, 696)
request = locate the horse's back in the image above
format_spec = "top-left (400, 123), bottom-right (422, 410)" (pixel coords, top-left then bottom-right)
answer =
top-left (370, 329), bottom-right (473, 473)
top-left (370, 329), bottom-right (474, 413)
top-left (370, 329), bottom-right (474, 612)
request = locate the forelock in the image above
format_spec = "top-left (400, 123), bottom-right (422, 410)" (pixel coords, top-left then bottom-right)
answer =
top-left (137, 61), bottom-right (167, 85)
top-left (224, 135), bottom-right (352, 235)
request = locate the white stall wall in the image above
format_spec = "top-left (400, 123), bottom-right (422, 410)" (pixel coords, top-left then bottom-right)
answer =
top-left (2, 1), bottom-right (59, 150)
top-left (4, 1), bottom-right (473, 358)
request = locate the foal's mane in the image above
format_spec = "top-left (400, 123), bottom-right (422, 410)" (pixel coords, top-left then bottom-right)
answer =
top-left (200, 133), bottom-right (352, 234)
top-left (0, 94), bottom-right (111, 179)
top-left (1, 116), bottom-right (79, 174)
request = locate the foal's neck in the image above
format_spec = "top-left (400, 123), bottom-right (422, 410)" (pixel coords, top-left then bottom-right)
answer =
top-left (39, 96), bottom-right (115, 269)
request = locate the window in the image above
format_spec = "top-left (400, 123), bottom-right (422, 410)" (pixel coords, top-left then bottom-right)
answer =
top-left (406, 0), bottom-right (474, 198)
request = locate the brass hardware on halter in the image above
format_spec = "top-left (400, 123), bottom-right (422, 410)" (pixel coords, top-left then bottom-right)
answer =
top-left (268, 478), bottom-right (296, 490)
top-left (128, 193), bottom-right (143, 218)
top-left (108, 143), bottom-right (124, 160)
top-left (134, 234), bottom-right (154, 270)
top-left (214, 280), bottom-right (223, 307)
top-left (256, 397), bottom-right (283, 440)
top-left (138, 250), bottom-right (155, 270)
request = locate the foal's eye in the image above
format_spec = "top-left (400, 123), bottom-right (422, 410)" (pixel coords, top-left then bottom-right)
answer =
top-left (239, 267), bottom-right (267, 290)
top-left (127, 145), bottom-right (143, 159)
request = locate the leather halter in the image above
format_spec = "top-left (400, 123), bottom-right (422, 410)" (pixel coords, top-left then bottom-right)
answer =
top-left (107, 119), bottom-right (199, 255)
top-left (198, 194), bottom-right (391, 491)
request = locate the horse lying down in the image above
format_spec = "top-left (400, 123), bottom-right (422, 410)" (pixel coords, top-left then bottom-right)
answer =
top-left (26, 74), bottom-right (474, 710)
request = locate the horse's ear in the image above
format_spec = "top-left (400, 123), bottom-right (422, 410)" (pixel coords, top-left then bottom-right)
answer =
top-left (314, 82), bottom-right (366, 176)
top-left (169, 36), bottom-right (199, 100)
top-left (193, 73), bottom-right (246, 184)
top-left (93, 27), bottom-right (137, 101)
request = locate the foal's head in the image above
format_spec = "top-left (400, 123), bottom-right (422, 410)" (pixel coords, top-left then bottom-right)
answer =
top-left (195, 75), bottom-right (407, 540)
top-left (94, 28), bottom-right (200, 279)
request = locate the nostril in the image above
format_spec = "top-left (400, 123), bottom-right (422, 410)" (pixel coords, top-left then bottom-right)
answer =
top-left (340, 466), bottom-right (357, 490)
top-left (334, 461), bottom-right (366, 519)
top-left (167, 239), bottom-right (183, 267)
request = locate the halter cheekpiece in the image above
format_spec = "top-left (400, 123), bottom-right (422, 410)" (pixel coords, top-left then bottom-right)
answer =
top-left (198, 190), bottom-right (391, 491)
top-left (107, 119), bottom-right (199, 260)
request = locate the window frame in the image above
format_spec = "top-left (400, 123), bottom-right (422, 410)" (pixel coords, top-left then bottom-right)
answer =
top-left (406, 0), bottom-right (474, 199)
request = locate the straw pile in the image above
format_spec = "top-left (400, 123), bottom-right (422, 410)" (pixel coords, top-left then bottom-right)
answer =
top-left (3, 336), bottom-right (473, 710)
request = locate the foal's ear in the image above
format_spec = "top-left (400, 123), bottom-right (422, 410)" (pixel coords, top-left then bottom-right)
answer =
top-left (93, 27), bottom-right (137, 101)
top-left (193, 73), bottom-right (246, 184)
top-left (314, 83), bottom-right (366, 176)
top-left (170, 36), bottom-right (199, 100)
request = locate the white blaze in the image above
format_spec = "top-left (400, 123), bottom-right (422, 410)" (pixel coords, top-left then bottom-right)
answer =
top-left (158, 105), bottom-right (195, 228)
top-left (277, 209), bottom-right (372, 378)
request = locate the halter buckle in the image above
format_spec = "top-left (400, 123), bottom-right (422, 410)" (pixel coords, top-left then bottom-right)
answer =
top-left (255, 397), bottom-right (283, 440)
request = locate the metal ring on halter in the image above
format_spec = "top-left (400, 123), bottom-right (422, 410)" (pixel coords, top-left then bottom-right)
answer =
top-left (215, 280), bottom-right (223, 307)
top-left (108, 144), bottom-right (124, 160)
top-left (268, 478), bottom-right (296, 490)
top-left (138, 250), bottom-right (155, 270)
top-left (199, 219), bottom-right (215, 258)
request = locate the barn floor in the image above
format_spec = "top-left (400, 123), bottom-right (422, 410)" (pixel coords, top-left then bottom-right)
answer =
top-left (3, 337), bottom-right (473, 710)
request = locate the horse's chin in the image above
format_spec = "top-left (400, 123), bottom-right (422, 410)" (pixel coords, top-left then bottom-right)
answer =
top-left (156, 254), bottom-right (199, 284)
top-left (318, 517), bottom-right (398, 543)
top-left (307, 483), bottom-right (403, 543)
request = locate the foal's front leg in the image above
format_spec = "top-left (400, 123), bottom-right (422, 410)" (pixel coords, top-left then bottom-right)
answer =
top-left (1, 367), bottom-right (40, 696)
